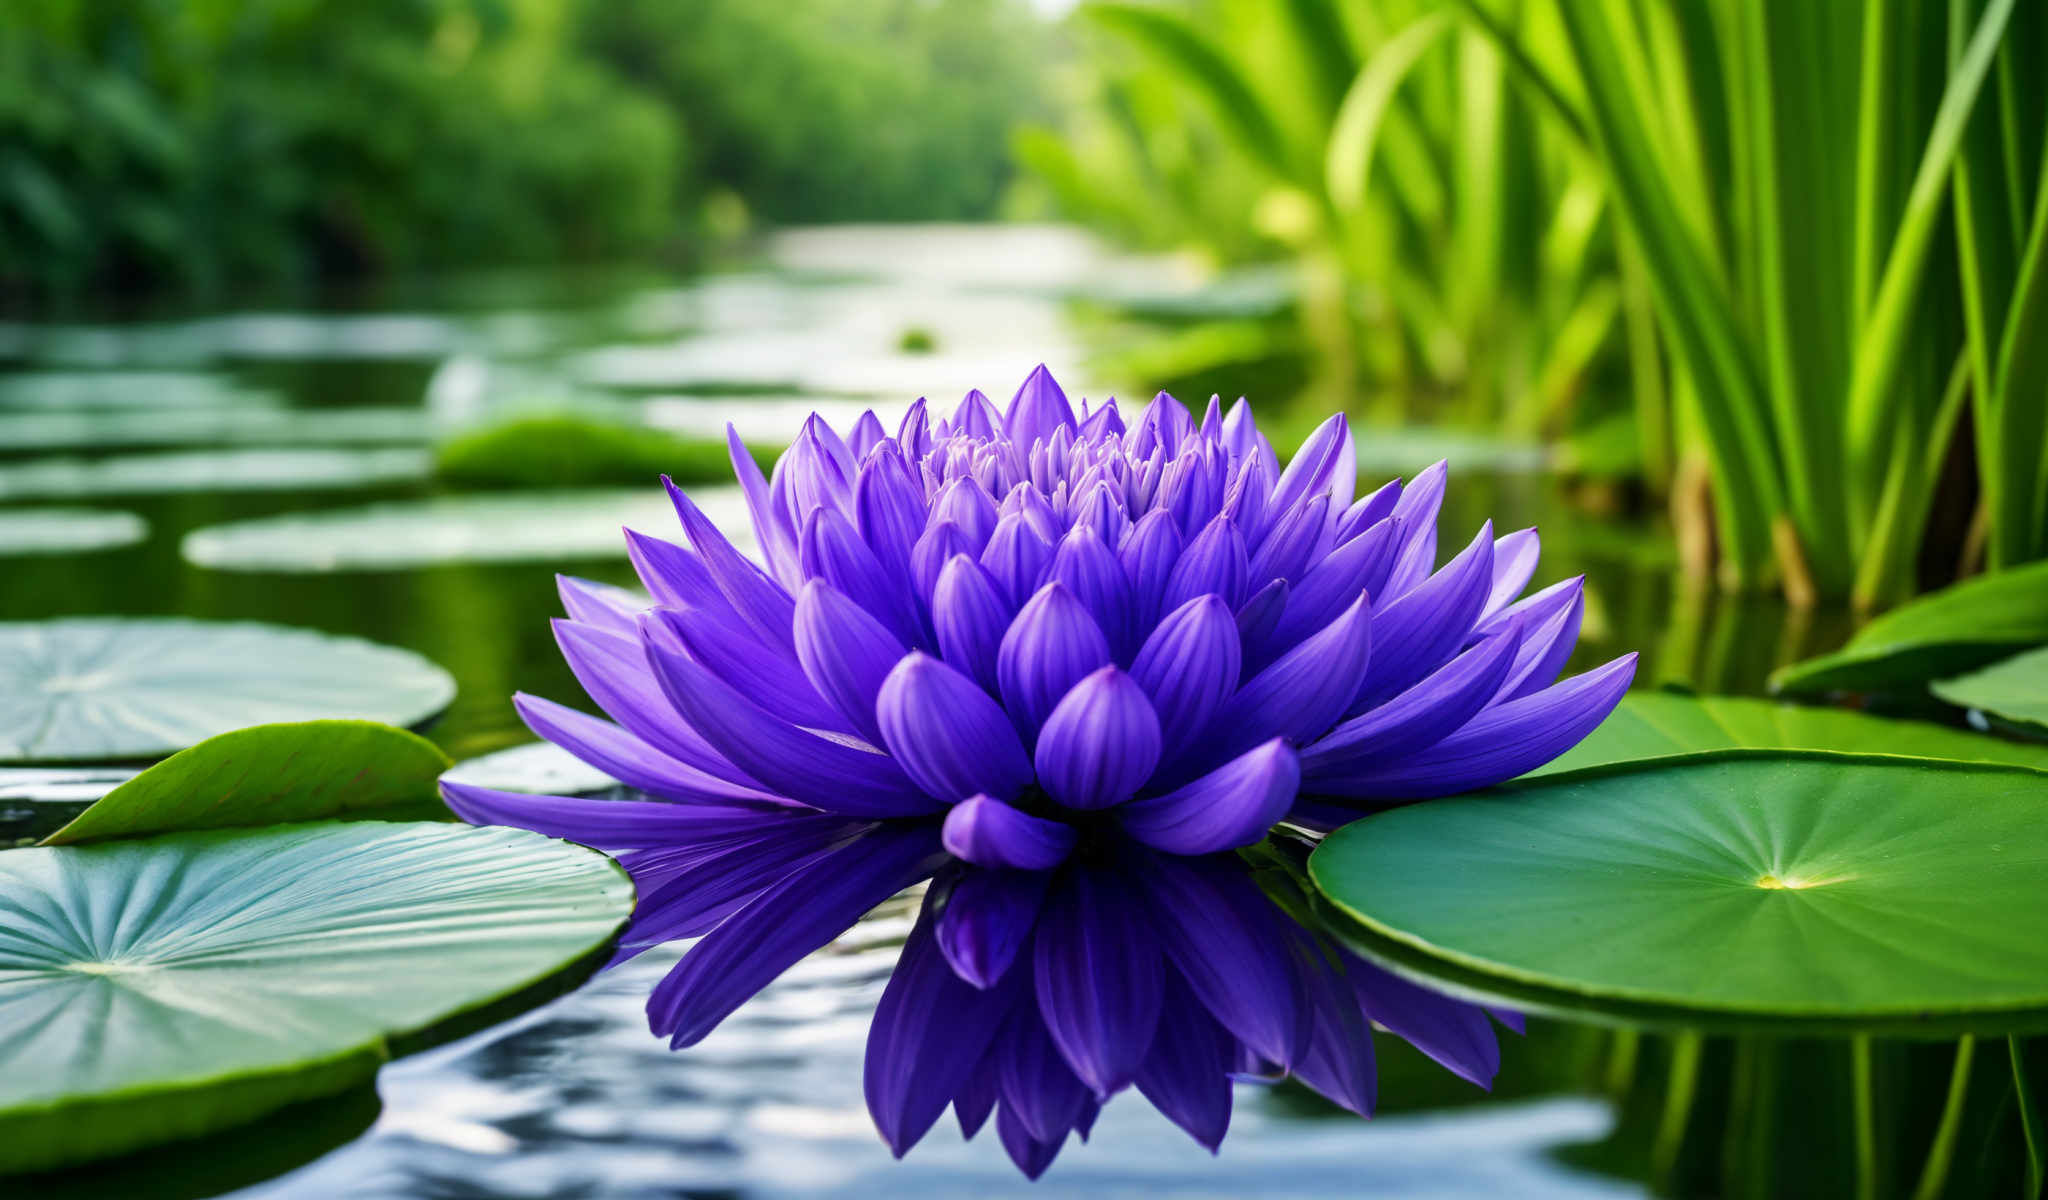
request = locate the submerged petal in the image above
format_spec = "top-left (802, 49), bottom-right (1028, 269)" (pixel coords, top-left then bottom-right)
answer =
top-left (1135, 973), bottom-right (1235, 1151)
top-left (1033, 868), bottom-right (1164, 1096)
top-left (938, 866), bottom-right (1052, 987)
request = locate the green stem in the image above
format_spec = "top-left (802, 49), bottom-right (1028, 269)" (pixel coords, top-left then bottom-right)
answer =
top-left (1910, 1035), bottom-right (1975, 1200)
top-left (1654, 1032), bottom-right (1704, 1189)
top-left (2014, 1037), bottom-right (2044, 1200)
top-left (1605, 1028), bottom-right (1641, 1097)
top-left (1852, 1036), bottom-right (1878, 1200)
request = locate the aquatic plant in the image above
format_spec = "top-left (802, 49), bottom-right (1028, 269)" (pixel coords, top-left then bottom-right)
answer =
top-left (441, 366), bottom-right (1635, 1176)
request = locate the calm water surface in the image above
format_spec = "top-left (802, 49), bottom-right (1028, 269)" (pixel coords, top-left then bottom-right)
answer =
top-left (0, 225), bottom-right (1845, 1198)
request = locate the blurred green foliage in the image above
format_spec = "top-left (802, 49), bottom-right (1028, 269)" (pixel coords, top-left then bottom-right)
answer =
top-left (0, 0), bottom-right (1047, 300)
top-left (434, 413), bottom-right (765, 490)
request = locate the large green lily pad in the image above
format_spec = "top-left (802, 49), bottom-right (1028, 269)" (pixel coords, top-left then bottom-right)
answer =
top-left (1311, 751), bottom-right (2048, 1034)
top-left (441, 741), bottom-right (621, 797)
top-left (0, 509), bottom-right (148, 556)
top-left (1530, 692), bottom-right (2048, 777)
top-left (0, 618), bottom-right (456, 762)
top-left (0, 370), bottom-right (280, 410)
top-left (1772, 560), bottom-right (2048, 696)
top-left (0, 449), bottom-right (432, 501)
top-left (1932, 645), bottom-right (2048, 734)
top-left (181, 488), bottom-right (746, 572)
top-left (0, 406), bottom-right (424, 452)
top-left (0, 820), bottom-right (632, 1174)
top-left (42, 721), bottom-right (452, 845)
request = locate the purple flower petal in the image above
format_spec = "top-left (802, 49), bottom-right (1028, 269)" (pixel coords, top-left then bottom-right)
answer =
top-left (1128, 595), bottom-right (1241, 765)
top-left (932, 477), bottom-right (1000, 553)
top-left (1267, 414), bottom-right (1354, 522)
top-left (1248, 494), bottom-right (1330, 585)
top-left (649, 826), bottom-right (944, 1047)
top-left (1234, 577), bottom-right (1289, 663)
top-left (1049, 525), bottom-right (1134, 659)
top-left (1119, 739), bottom-right (1298, 855)
top-left (995, 1102), bottom-right (1065, 1179)
top-left (1381, 460), bottom-right (1446, 599)
top-left (932, 554), bottom-right (1011, 693)
top-left (1327, 653), bottom-right (1638, 799)
top-left (854, 444), bottom-right (926, 581)
top-left (1068, 478), bottom-right (1130, 548)
top-left (801, 506), bottom-right (924, 648)
top-left (556, 575), bottom-right (640, 636)
top-left (998, 1007), bottom-right (1094, 1143)
top-left (1078, 396), bottom-right (1125, 440)
top-left (866, 893), bottom-right (1022, 1156)
top-left (553, 619), bottom-right (754, 785)
top-left (848, 410), bottom-right (888, 457)
top-left (1495, 580), bottom-right (1586, 701)
top-left (792, 579), bottom-right (909, 745)
top-left (1119, 508), bottom-right (1186, 634)
top-left (647, 605), bottom-right (849, 734)
top-left (623, 528), bottom-right (720, 610)
top-left (729, 424), bottom-right (801, 588)
top-left (1356, 521), bottom-right (1494, 708)
top-left (1033, 868), bottom-right (1163, 1096)
top-left (1301, 625), bottom-right (1523, 780)
top-left (513, 692), bottom-right (778, 806)
top-left (955, 1047), bottom-right (1000, 1138)
top-left (1289, 935), bottom-right (1377, 1117)
top-left (1135, 973), bottom-right (1235, 1151)
top-left (1163, 514), bottom-right (1249, 611)
top-left (1127, 391), bottom-right (1195, 460)
top-left (1134, 852), bottom-right (1305, 1068)
top-left (937, 865), bottom-right (1052, 986)
top-left (1265, 515), bottom-right (1401, 652)
top-left (997, 582), bottom-right (1113, 739)
top-left (1346, 952), bottom-right (1500, 1088)
top-left (980, 512), bottom-right (1056, 610)
top-left (440, 779), bottom-right (785, 849)
top-left (878, 652), bottom-right (1035, 803)
top-left (625, 818), bottom-right (863, 947)
top-left (644, 629), bottom-right (937, 816)
top-left (1033, 667), bottom-right (1162, 810)
top-left (1004, 364), bottom-right (1078, 444)
top-left (1483, 527), bottom-right (1541, 620)
top-left (953, 388), bottom-right (1002, 438)
top-left (910, 520), bottom-right (974, 604)
top-left (1336, 477), bottom-right (1402, 543)
top-left (1220, 396), bottom-right (1279, 480)
top-left (1207, 591), bottom-right (1372, 762)
top-left (942, 796), bottom-right (1076, 872)
top-left (664, 476), bottom-right (798, 652)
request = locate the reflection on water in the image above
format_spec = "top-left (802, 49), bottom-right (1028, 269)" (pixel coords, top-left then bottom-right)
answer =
top-left (0, 223), bottom-right (1838, 1196)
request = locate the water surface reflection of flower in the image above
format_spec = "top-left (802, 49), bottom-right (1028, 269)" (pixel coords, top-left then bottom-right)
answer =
top-left (444, 367), bottom-right (1635, 1177)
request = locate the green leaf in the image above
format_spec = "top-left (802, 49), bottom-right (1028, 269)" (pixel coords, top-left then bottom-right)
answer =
top-left (1310, 751), bottom-right (2048, 1033)
top-left (1085, 2), bottom-right (1298, 182)
top-left (0, 820), bottom-right (632, 1175)
top-left (1325, 12), bottom-right (1454, 214)
top-left (180, 489), bottom-right (738, 573)
top-left (1531, 691), bottom-right (2048, 777)
top-left (0, 619), bottom-right (456, 764)
top-left (1771, 559), bottom-right (2048, 695)
top-left (1932, 644), bottom-right (2048, 731)
top-left (42, 721), bottom-right (453, 847)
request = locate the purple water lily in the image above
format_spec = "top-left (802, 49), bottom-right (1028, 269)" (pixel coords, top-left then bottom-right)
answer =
top-left (442, 366), bottom-right (1634, 1178)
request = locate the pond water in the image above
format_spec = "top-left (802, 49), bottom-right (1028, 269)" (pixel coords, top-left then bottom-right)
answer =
top-left (0, 225), bottom-right (1853, 1198)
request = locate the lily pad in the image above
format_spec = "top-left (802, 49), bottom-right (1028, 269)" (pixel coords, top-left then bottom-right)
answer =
top-left (0, 370), bottom-right (280, 410)
top-left (1931, 645), bottom-right (2048, 733)
top-left (0, 618), bottom-right (456, 763)
top-left (181, 488), bottom-right (747, 572)
top-left (1311, 751), bottom-right (2048, 1033)
top-left (1771, 560), bottom-right (2048, 696)
top-left (0, 406), bottom-right (425, 452)
top-left (0, 820), bottom-right (632, 1174)
top-left (0, 449), bottom-right (432, 501)
top-left (0, 509), bottom-right (148, 556)
top-left (43, 721), bottom-right (452, 846)
top-left (440, 741), bottom-right (622, 797)
top-left (1529, 692), bottom-right (2048, 777)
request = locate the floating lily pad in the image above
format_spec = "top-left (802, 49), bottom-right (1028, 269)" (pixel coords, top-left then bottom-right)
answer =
top-left (43, 721), bottom-right (452, 846)
top-left (0, 618), bottom-right (456, 763)
top-left (181, 488), bottom-right (747, 572)
top-left (1932, 645), bottom-right (2048, 733)
top-left (0, 371), bottom-right (280, 410)
top-left (0, 509), bottom-right (148, 556)
top-left (0, 405), bottom-right (425, 452)
top-left (1350, 428), bottom-right (1551, 476)
top-left (0, 449), bottom-right (432, 501)
top-left (0, 820), bottom-right (632, 1174)
top-left (1311, 752), bottom-right (2048, 1033)
top-left (441, 741), bottom-right (622, 797)
top-left (1529, 692), bottom-right (2048, 777)
top-left (1771, 560), bottom-right (2048, 696)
